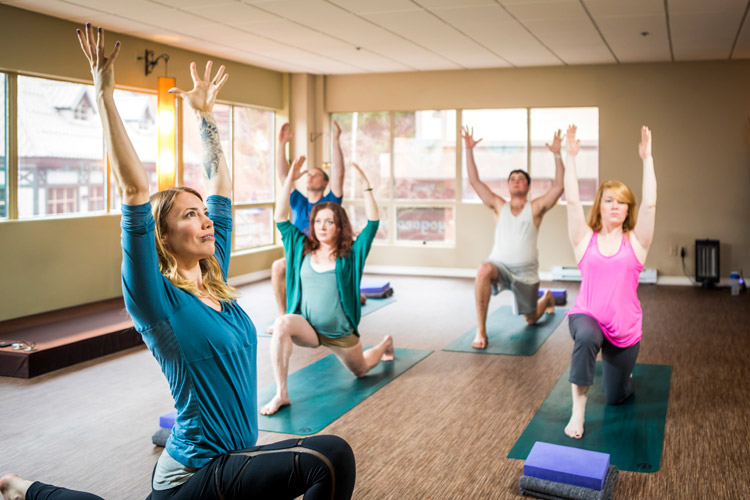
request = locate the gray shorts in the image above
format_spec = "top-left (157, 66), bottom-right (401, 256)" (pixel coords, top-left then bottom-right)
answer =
top-left (486, 261), bottom-right (540, 315)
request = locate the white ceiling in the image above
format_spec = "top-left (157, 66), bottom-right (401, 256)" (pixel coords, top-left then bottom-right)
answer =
top-left (4, 0), bottom-right (750, 74)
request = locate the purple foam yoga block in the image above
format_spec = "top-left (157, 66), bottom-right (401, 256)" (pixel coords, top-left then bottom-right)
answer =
top-left (524, 441), bottom-right (610, 490)
top-left (159, 411), bottom-right (176, 429)
top-left (360, 281), bottom-right (390, 294)
top-left (538, 288), bottom-right (567, 305)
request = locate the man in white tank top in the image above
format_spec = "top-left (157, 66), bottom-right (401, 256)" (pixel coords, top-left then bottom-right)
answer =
top-left (463, 126), bottom-right (565, 349)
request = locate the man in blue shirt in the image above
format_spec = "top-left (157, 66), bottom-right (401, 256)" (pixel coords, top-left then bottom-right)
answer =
top-left (270, 121), bottom-right (345, 324)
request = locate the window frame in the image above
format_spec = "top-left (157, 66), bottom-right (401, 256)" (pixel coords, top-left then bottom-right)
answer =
top-left (2, 70), bottom-right (279, 254)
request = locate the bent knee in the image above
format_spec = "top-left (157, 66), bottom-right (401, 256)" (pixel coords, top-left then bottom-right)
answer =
top-left (476, 263), bottom-right (496, 282)
top-left (524, 315), bottom-right (538, 326)
top-left (272, 316), bottom-right (294, 338)
top-left (352, 368), bottom-right (368, 378)
top-left (272, 258), bottom-right (287, 276)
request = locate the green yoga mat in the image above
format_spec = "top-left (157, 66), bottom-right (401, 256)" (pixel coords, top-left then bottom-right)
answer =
top-left (443, 306), bottom-right (567, 356)
top-left (258, 347), bottom-right (431, 435)
top-left (508, 362), bottom-right (672, 473)
top-left (258, 297), bottom-right (397, 337)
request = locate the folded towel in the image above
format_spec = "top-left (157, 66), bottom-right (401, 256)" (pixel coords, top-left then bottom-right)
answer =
top-left (520, 465), bottom-right (618, 500)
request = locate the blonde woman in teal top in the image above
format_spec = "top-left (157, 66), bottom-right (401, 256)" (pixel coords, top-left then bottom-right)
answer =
top-left (261, 156), bottom-right (395, 416)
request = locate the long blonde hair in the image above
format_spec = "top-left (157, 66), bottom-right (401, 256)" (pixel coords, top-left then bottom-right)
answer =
top-left (150, 187), bottom-right (237, 302)
top-left (588, 180), bottom-right (637, 232)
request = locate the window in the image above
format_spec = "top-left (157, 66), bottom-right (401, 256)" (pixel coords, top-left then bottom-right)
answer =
top-left (333, 111), bottom-right (455, 245)
top-left (181, 103), bottom-right (275, 251)
top-left (17, 76), bottom-right (105, 218)
top-left (462, 108), bottom-right (527, 202)
top-left (394, 110), bottom-right (456, 201)
top-left (182, 103), bottom-right (231, 201)
top-left (463, 107), bottom-right (599, 204)
top-left (232, 105), bottom-right (275, 251)
top-left (530, 107), bottom-right (598, 202)
top-left (1, 73), bottom-right (6, 218)
top-left (110, 89), bottom-right (158, 208)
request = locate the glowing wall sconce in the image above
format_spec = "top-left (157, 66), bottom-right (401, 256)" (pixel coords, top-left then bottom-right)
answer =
top-left (157, 76), bottom-right (176, 191)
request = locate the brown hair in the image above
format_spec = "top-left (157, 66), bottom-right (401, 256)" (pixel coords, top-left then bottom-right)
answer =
top-left (150, 187), bottom-right (237, 302)
top-left (303, 202), bottom-right (353, 258)
top-left (588, 180), bottom-right (637, 233)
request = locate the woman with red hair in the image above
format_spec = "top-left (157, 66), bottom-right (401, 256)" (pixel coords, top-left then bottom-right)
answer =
top-left (261, 157), bottom-right (394, 416)
top-left (562, 124), bottom-right (657, 439)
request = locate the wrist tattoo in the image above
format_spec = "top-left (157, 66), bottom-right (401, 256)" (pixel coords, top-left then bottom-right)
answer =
top-left (199, 113), bottom-right (223, 180)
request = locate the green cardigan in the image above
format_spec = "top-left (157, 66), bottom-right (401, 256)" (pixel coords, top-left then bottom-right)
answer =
top-left (278, 219), bottom-right (379, 336)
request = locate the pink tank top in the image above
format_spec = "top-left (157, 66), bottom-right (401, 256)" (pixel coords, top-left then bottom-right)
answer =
top-left (568, 233), bottom-right (643, 347)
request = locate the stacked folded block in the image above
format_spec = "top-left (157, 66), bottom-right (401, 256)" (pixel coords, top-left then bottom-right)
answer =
top-left (520, 442), bottom-right (618, 500)
top-left (152, 411), bottom-right (176, 447)
top-left (360, 280), bottom-right (393, 298)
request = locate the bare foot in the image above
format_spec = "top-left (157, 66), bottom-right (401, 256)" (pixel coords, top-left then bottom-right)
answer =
top-left (266, 324), bottom-right (274, 334)
top-left (544, 290), bottom-right (555, 314)
top-left (380, 335), bottom-right (394, 361)
top-left (564, 409), bottom-right (585, 439)
top-left (0, 474), bottom-right (33, 500)
top-left (260, 394), bottom-right (289, 415)
top-left (472, 332), bottom-right (488, 349)
top-left (360, 293), bottom-right (367, 305)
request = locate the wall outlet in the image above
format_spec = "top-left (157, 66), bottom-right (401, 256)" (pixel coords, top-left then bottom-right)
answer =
top-left (669, 244), bottom-right (678, 257)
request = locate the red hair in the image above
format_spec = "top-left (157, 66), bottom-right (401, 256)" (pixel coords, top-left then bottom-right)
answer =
top-left (304, 202), bottom-right (353, 258)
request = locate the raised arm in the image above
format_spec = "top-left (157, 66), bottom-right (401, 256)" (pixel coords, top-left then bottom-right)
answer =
top-left (275, 155), bottom-right (307, 222)
top-left (351, 162), bottom-right (379, 221)
top-left (330, 121), bottom-right (345, 198)
top-left (564, 125), bottom-right (592, 259)
top-left (531, 129), bottom-right (565, 220)
top-left (77, 25), bottom-right (148, 205)
top-left (276, 123), bottom-right (293, 183)
top-left (632, 126), bottom-right (657, 254)
top-left (462, 126), bottom-right (503, 213)
top-left (169, 61), bottom-right (231, 198)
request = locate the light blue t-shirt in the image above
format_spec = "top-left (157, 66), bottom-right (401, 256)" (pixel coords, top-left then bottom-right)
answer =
top-left (289, 188), bottom-right (343, 235)
top-left (300, 254), bottom-right (354, 338)
top-left (121, 195), bottom-right (257, 469)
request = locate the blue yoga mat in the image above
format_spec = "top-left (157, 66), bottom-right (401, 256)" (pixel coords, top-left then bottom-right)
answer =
top-left (508, 362), bottom-right (672, 473)
top-left (443, 306), bottom-right (567, 356)
top-left (258, 347), bottom-right (431, 435)
top-left (258, 297), bottom-right (397, 337)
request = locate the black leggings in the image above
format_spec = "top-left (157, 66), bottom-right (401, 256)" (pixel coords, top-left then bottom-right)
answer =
top-left (27, 435), bottom-right (355, 500)
top-left (568, 313), bottom-right (640, 405)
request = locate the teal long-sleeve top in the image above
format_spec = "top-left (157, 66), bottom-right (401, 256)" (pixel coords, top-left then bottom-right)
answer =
top-left (278, 219), bottom-right (379, 336)
top-left (121, 196), bottom-right (257, 468)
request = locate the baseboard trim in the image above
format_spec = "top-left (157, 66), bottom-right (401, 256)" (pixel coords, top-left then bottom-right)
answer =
top-left (228, 269), bottom-right (272, 287)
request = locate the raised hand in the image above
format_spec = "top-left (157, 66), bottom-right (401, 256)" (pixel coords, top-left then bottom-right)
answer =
top-left (333, 121), bottom-right (342, 142)
top-left (462, 126), bottom-right (483, 150)
top-left (566, 125), bottom-right (581, 157)
top-left (287, 155), bottom-right (307, 182)
top-left (350, 162), bottom-right (371, 189)
top-left (168, 61), bottom-right (228, 113)
top-left (639, 126), bottom-right (652, 160)
top-left (76, 24), bottom-right (120, 96)
top-left (279, 122), bottom-right (294, 144)
top-left (546, 129), bottom-right (563, 155)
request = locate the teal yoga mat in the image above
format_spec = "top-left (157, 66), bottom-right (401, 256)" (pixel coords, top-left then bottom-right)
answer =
top-left (443, 306), bottom-right (567, 356)
top-left (258, 297), bottom-right (397, 337)
top-left (508, 362), bottom-right (672, 473)
top-left (258, 347), bottom-right (431, 435)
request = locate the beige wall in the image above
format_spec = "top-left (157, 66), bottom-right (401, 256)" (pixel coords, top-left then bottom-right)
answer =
top-left (0, 6), bottom-right (285, 321)
top-left (326, 62), bottom-right (750, 278)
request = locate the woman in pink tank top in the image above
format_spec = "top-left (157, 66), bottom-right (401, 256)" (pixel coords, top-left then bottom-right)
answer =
top-left (562, 125), bottom-right (657, 439)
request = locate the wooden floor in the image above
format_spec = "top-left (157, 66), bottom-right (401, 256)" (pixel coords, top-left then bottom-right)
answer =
top-left (1, 276), bottom-right (749, 499)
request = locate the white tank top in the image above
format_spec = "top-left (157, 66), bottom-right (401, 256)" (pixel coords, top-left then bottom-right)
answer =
top-left (487, 202), bottom-right (539, 284)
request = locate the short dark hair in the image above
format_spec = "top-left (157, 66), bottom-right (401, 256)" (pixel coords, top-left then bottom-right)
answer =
top-left (508, 169), bottom-right (530, 184)
top-left (313, 167), bottom-right (329, 183)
